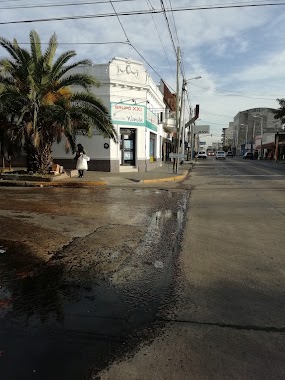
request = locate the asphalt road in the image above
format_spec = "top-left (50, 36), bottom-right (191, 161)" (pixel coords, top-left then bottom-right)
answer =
top-left (99, 157), bottom-right (285, 380)
top-left (0, 158), bottom-right (284, 380)
top-left (0, 184), bottom-right (189, 379)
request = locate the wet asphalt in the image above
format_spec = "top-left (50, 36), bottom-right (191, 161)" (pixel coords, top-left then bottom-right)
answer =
top-left (0, 185), bottom-right (190, 379)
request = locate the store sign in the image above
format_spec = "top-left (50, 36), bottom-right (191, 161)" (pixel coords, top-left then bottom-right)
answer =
top-left (194, 125), bottom-right (210, 134)
top-left (146, 108), bottom-right (158, 132)
top-left (111, 103), bottom-right (145, 125)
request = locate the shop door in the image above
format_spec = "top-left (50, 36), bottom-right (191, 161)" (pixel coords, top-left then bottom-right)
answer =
top-left (120, 129), bottom-right (136, 166)
top-left (149, 133), bottom-right (156, 162)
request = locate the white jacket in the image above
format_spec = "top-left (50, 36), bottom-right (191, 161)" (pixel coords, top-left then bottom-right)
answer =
top-left (76, 153), bottom-right (90, 170)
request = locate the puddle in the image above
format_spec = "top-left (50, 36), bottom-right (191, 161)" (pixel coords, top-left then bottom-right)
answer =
top-left (0, 191), bottom-right (189, 380)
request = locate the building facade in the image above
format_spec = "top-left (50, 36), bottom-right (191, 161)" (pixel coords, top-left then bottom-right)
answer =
top-left (232, 107), bottom-right (283, 155)
top-left (224, 122), bottom-right (234, 149)
top-left (52, 57), bottom-right (173, 172)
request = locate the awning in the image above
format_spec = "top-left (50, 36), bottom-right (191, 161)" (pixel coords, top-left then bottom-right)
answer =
top-left (256, 142), bottom-right (275, 149)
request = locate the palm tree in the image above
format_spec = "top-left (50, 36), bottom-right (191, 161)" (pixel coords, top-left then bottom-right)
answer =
top-left (0, 30), bottom-right (117, 173)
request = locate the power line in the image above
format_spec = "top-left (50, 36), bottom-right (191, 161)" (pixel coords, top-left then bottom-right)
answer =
top-left (146, 0), bottom-right (176, 80)
top-left (167, 0), bottom-right (180, 50)
top-left (166, 0), bottom-right (188, 81)
top-left (0, 0), bottom-right (136, 7)
top-left (160, 0), bottom-right (177, 57)
top-left (109, 0), bottom-right (130, 43)
top-left (104, 0), bottom-right (176, 94)
top-left (1, 0), bottom-right (283, 10)
top-left (199, 119), bottom-right (230, 126)
top-left (12, 41), bottom-right (131, 45)
top-left (203, 110), bottom-right (235, 118)
top-left (3, 2), bottom-right (285, 25)
top-left (190, 83), bottom-right (279, 100)
top-left (104, 0), bottom-right (175, 92)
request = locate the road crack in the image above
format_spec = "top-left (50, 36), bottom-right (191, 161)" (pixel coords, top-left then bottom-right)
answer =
top-left (158, 317), bottom-right (285, 333)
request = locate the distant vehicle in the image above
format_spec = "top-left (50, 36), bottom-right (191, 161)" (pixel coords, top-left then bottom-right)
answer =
top-left (207, 151), bottom-right (215, 156)
top-left (243, 152), bottom-right (255, 159)
top-left (196, 150), bottom-right (207, 159)
top-left (216, 151), bottom-right (226, 159)
top-left (227, 151), bottom-right (233, 157)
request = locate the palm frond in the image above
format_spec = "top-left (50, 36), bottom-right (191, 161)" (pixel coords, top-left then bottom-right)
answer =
top-left (54, 59), bottom-right (93, 82)
top-left (43, 32), bottom-right (57, 69)
top-left (0, 58), bottom-right (16, 73)
top-left (50, 50), bottom-right (77, 78)
top-left (15, 45), bottom-right (31, 69)
top-left (69, 102), bottom-right (117, 142)
top-left (0, 76), bottom-right (16, 88)
top-left (0, 37), bottom-right (21, 63)
top-left (30, 30), bottom-right (42, 66)
top-left (57, 74), bottom-right (99, 92)
top-left (64, 131), bottom-right (76, 153)
top-left (71, 92), bottom-right (110, 115)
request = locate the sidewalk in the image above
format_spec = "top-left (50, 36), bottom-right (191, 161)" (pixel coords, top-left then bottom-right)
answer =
top-left (0, 161), bottom-right (194, 188)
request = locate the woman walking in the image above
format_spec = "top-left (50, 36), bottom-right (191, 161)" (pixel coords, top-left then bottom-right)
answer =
top-left (75, 144), bottom-right (89, 178)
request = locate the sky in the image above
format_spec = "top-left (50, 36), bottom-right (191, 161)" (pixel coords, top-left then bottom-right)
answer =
top-left (1, 0), bottom-right (285, 146)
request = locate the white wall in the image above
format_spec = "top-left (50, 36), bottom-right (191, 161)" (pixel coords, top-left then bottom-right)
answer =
top-left (52, 57), bottom-right (166, 170)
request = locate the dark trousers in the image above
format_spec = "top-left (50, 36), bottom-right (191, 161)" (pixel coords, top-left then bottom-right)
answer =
top-left (78, 170), bottom-right (84, 177)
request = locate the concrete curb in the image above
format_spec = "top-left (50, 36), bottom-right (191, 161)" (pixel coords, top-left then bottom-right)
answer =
top-left (0, 176), bottom-right (185, 187)
top-left (0, 164), bottom-right (194, 188)
top-left (141, 174), bottom-right (186, 183)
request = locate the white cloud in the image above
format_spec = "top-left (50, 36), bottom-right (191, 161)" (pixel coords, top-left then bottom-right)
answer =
top-left (1, 0), bottom-right (285, 144)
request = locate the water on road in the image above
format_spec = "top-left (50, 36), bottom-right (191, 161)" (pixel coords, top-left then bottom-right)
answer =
top-left (0, 187), bottom-right (189, 379)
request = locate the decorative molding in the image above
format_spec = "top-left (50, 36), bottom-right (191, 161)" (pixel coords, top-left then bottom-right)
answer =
top-left (117, 64), bottom-right (139, 77)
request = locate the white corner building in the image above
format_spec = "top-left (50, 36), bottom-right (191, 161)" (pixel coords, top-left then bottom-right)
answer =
top-left (52, 57), bottom-right (174, 172)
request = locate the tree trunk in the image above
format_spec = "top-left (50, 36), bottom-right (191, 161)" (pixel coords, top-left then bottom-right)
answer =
top-left (38, 140), bottom-right (53, 174)
top-left (24, 134), bottom-right (39, 173)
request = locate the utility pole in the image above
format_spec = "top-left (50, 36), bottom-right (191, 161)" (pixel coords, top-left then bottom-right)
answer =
top-left (251, 121), bottom-right (255, 153)
top-left (174, 47), bottom-right (181, 174)
top-left (191, 105), bottom-right (200, 160)
top-left (178, 79), bottom-right (186, 162)
top-left (180, 84), bottom-right (187, 162)
top-left (187, 109), bottom-right (193, 160)
top-left (191, 123), bottom-right (195, 160)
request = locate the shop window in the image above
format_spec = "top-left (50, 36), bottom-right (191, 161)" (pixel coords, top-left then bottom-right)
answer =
top-left (120, 129), bottom-right (136, 166)
top-left (150, 133), bottom-right (156, 162)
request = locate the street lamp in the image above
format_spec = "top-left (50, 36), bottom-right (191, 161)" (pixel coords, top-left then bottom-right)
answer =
top-left (253, 115), bottom-right (263, 158)
top-left (183, 76), bottom-right (202, 87)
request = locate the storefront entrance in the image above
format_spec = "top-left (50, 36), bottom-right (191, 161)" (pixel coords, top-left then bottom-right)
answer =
top-left (120, 129), bottom-right (136, 166)
top-left (149, 132), bottom-right (156, 162)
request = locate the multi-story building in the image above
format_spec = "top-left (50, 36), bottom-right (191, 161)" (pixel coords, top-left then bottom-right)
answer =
top-left (232, 107), bottom-right (283, 155)
top-left (224, 122), bottom-right (234, 148)
top-left (52, 57), bottom-right (174, 172)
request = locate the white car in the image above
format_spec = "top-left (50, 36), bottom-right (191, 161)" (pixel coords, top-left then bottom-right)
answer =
top-left (216, 151), bottom-right (226, 159)
top-left (196, 150), bottom-right (207, 159)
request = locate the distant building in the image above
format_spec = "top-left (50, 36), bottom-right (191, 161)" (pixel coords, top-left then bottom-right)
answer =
top-left (212, 142), bottom-right (223, 151)
top-left (232, 107), bottom-right (283, 155)
top-left (224, 122), bottom-right (234, 148)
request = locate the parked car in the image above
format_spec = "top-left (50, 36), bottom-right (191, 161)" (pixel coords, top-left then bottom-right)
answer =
top-left (227, 151), bottom-right (233, 157)
top-left (243, 152), bottom-right (254, 159)
top-left (196, 150), bottom-right (207, 159)
top-left (216, 151), bottom-right (226, 159)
